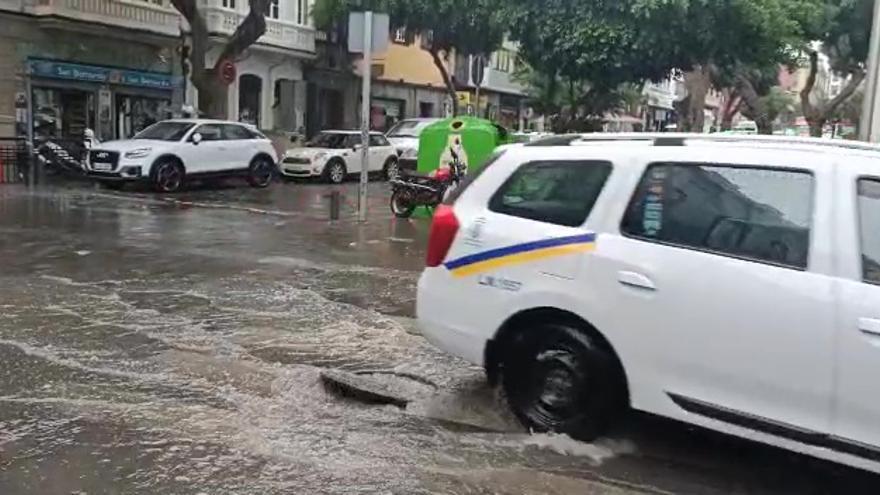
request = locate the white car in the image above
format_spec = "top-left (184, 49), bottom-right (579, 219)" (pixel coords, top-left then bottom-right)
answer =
top-left (86, 119), bottom-right (278, 192)
top-left (386, 118), bottom-right (442, 173)
top-left (280, 130), bottom-right (399, 183)
top-left (417, 133), bottom-right (880, 473)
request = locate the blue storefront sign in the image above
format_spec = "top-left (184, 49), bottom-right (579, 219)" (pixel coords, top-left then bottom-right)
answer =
top-left (28, 58), bottom-right (174, 91)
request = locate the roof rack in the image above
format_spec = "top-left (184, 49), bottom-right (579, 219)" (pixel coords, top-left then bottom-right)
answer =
top-left (525, 132), bottom-right (880, 153)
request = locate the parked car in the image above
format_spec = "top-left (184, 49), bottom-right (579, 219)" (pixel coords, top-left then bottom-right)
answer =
top-left (417, 133), bottom-right (880, 473)
top-left (280, 130), bottom-right (399, 183)
top-left (85, 119), bottom-right (278, 192)
top-left (386, 118), bottom-right (442, 172)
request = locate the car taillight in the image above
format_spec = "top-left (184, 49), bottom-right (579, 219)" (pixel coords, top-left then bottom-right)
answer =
top-left (426, 204), bottom-right (459, 267)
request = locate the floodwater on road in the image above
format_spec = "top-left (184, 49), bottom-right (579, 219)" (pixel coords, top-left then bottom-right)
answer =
top-left (0, 181), bottom-right (877, 494)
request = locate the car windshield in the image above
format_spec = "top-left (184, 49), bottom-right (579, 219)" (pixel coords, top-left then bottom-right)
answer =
top-left (306, 133), bottom-right (349, 149)
top-left (386, 120), bottom-right (430, 138)
top-left (134, 122), bottom-right (196, 141)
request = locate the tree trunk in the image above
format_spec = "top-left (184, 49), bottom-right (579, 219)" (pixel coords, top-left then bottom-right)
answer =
top-left (755, 119), bottom-right (773, 135)
top-left (800, 51), bottom-right (866, 138)
top-left (682, 65), bottom-right (711, 132)
top-left (195, 70), bottom-right (229, 119)
top-left (172, 0), bottom-right (268, 119)
top-left (809, 120), bottom-right (825, 138)
top-left (735, 71), bottom-right (773, 134)
top-left (430, 48), bottom-right (458, 116)
top-left (720, 89), bottom-right (741, 131)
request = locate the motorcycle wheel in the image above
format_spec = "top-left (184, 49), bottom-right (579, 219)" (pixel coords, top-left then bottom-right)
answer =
top-left (390, 190), bottom-right (416, 218)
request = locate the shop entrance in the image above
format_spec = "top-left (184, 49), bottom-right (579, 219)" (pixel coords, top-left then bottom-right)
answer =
top-left (239, 74), bottom-right (262, 126)
top-left (32, 87), bottom-right (95, 141)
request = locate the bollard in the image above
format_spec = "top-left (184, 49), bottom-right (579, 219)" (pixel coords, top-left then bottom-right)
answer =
top-left (329, 190), bottom-right (341, 220)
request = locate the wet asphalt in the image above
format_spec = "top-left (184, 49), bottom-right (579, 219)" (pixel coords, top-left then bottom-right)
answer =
top-left (0, 178), bottom-right (878, 494)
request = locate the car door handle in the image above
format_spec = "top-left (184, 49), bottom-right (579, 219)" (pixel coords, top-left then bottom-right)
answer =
top-left (617, 271), bottom-right (656, 291)
top-left (858, 318), bottom-right (880, 337)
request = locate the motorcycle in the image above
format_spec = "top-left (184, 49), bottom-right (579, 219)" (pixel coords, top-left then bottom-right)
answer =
top-left (389, 148), bottom-right (467, 218)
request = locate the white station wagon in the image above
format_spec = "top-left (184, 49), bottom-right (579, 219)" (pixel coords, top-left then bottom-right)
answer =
top-left (417, 134), bottom-right (880, 473)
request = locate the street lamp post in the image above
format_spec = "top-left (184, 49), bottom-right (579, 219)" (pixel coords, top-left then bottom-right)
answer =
top-left (860, 0), bottom-right (880, 142)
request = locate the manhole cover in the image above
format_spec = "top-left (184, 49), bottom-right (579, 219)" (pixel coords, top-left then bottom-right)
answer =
top-left (321, 369), bottom-right (438, 407)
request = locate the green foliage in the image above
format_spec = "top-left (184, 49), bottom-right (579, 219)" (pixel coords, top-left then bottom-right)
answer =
top-left (312, 0), bottom-right (507, 57)
top-left (820, 0), bottom-right (873, 72)
top-left (506, 0), bottom-right (669, 90)
top-left (636, 0), bottom-right (826, 71)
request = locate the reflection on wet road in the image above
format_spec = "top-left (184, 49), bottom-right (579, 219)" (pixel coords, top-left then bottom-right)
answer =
top-left (0, 182), bottom-right (877, 494)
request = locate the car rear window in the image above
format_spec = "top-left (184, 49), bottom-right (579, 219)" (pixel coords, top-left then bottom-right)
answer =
top-left (621, 162), bottom-right (814, 269)
top-left (488, 160), bottom-right (612, 227)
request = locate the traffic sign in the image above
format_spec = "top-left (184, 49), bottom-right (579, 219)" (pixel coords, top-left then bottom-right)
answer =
top-left (219, 60), bottom-right (236, 85)
top-left (348, 12), bottom-right (390, 54)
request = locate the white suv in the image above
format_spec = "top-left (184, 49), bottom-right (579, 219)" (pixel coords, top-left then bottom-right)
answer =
top-left (417, 134), bottom-right (880, 473)
top-left (87, 119), bottom-right (278, 192)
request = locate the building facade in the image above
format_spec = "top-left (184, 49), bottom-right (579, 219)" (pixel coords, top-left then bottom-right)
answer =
top-left (454, 40), bottom-right (528, 130)
top-left (0, 0), bottom-right (184, 141)
top-left (359, 28), bottom-right (452, 132)
top-left (0, 0), bottom-right (316, 142)
top-left (185, 0), bottom-right (315, 133)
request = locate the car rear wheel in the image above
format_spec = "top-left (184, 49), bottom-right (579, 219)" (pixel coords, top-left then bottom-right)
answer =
top-left (390, 189), bottom-right (415, 218)
top-left (323, 159), bottom-right (346, 184)
top-left (384, 157), bottom-right (400, 181)
top-left (247, 156), bottom-right (274, 188)
top-left (501, 323), bottom-right (626, 441)
top-left (152, 159), bottom-right (185, 193)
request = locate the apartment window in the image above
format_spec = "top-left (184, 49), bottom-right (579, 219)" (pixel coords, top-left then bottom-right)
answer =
top-left (222, 0), bottom-right (235, 9)
top-left (269, 0), bottom-right (279, 19)
top-left (621, 163), bottom-right (814, 269)
top-left (493, 50), bottom-right (512, 73)
top-left (297, 0), bottom-right (307, 25)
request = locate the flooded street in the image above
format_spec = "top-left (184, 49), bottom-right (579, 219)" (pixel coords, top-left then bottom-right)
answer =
top-left (0, 181), bottom-right (877, 494)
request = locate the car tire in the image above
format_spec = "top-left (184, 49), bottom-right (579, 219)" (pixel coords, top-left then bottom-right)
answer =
top-left (501, 323), bottom-right (626, 441)
top-left (323, 159), bottom-right (346, 184)
top-left (247, 156), bottom-right (274, 188)
top-left (151, 159), bottom-right (185, 193)
top-left (383, 157), bottom-right (400, 181)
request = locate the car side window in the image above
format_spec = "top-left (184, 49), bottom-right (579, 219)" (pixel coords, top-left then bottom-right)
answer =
top-left (344, 135), bottom-right (361, 148)
top-left (195, 124), bottom-right (223, 141)
top-left (369, 135), bottom-right (390, 147)
top-left (621, 162), bottom-right (814, 269)
top-left (488, 161), bottom-right (612, 227)
top-left (222, 124), bottom-right (253, 140)
top-left (858, 178), bottom-right (880, 285)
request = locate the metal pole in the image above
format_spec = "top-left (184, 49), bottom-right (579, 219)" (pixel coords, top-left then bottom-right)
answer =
top-left (860, 0), bottom-right (880, 142)
top-left (358, 11), bottom-right (373, 223)
top-left (475, 57), bottom-right (482, 118)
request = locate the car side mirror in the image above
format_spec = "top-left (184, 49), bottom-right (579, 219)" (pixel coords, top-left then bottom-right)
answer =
top-left (191, 132), bottom-right (202, 145)
top-left (353, 143), bottom-right (363, 151)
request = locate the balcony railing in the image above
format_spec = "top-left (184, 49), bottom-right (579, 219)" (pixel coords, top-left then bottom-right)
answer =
top-left (26, 0), bottom-right (182, 37)
top-left (203, 4), bottom-right (315, 54)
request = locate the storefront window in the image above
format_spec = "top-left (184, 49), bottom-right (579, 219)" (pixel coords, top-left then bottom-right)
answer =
top-left (32, 87), bottom-right (96, 141)
top-left (116, 95), bottom-right (171, 139)
top-left (370, 98), bottom-right (403, 132)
